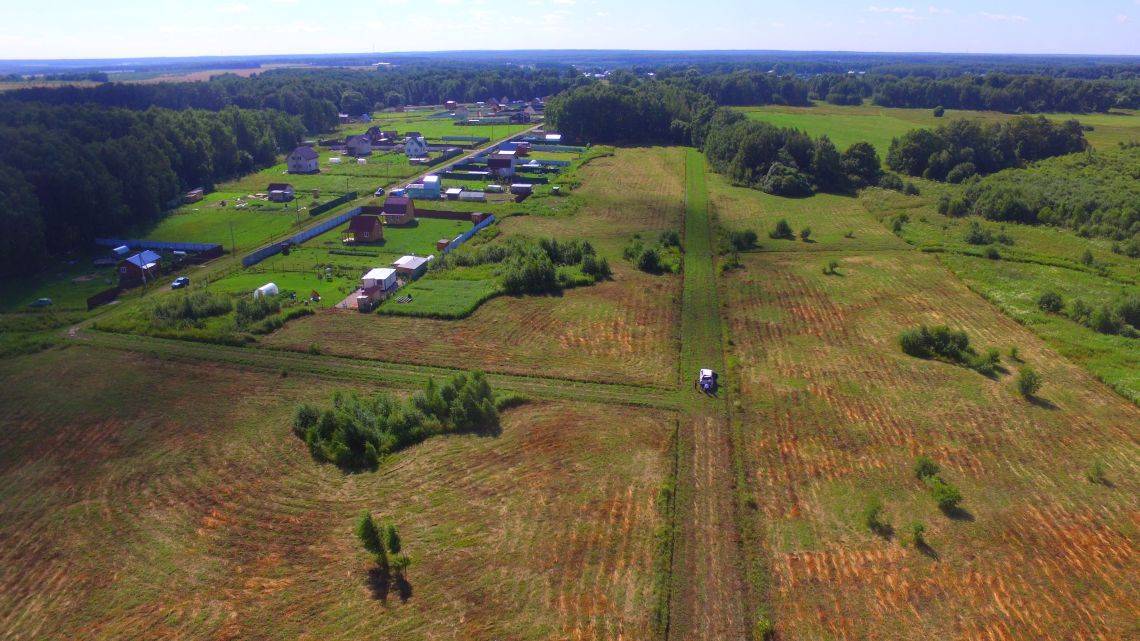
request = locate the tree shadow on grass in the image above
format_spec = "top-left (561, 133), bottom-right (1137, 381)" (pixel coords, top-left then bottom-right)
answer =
top-left (871, 522), bottom-right (895, 541)
top-left (1028, 395), bottom-right (1059, 410)
top-left (394, 574), bottom-right (413, 603)
top-left (367, 566), bottom-right (391, 602)
top-left (915, 540), bottom-right (940, 560)
top-left (941, 506), bottom-right (975, 522)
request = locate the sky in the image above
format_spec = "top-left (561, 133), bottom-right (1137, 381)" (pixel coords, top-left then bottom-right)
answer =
top-left (0, 0), bottom-right (1137, 60)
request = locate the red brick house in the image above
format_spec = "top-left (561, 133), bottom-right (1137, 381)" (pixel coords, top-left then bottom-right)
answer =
top-left (344, 214), bottom-right (383, 243)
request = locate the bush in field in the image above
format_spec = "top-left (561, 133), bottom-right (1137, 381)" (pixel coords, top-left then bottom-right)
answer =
top-left (728, 229), bottom-right (758, 251)
top-left (933, 106), bottom-right (945, 117)
top-left (759, 162), bottom-right (813, 197)
top-left (235, 294), bottom-right (281, 327)
top-left (900, 325), bottom-right (1000, 375)
top-left (753, 616), bottom-right (775, 641)
top-left (1017, 367), bottom-right (1042, 398)
top-left (963, 220), bottom-right (993, 245)
top-left (1088, 305), bottom-right (1123, 335)
top-left (769, 219), bottom-right (794, 240)
top-left (984, 246), bottom-right (1001, 260)
top-left (925, 475), bottom-right (963, 512)
top-left (799, 227), bottom-right (812, 242)
top-left (634, 246), bottom-right (662, 273)
top-left (1037, 290), bottom-right (1063, 313)
top-left (293, 372), bottom-right (499, 471)
top-left (659, 230), bottom-right (681, 248)
top-left (905, 521), bottom-right (928, 549)
top-left (1068, 298), bottom-right (1092, 324)
top-left (580, 254), bottom-right (612, 280)
top-left (862, 496), bottom-right (889, 535)
top-left (945, 161), bottom-right (977, 184)
top-left (903, 182), bottom-right (920, 196)
top-left (502, 250), bottom-right (560, 295)
top-left (822, 260), bottom-right (839, 275)
top-left (1085, 460), bottom-right (1108, 485)
top-left (152, 290), bottom-right (233, 326)
top-left (914, 455), bottom-right (941, 480)
top-left (937, 194), bottom-right (971, 217)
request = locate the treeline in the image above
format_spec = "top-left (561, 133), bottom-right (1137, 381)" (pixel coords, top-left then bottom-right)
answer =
top-left (544, 82), bottom-right (717, 145)
top-left (0, 101), bottom-right (304, 276)
top-left (871, 74), bottom-right (1138, 112)
top-left (940, 145), bottom-right (1140, 241)
top-left (2, 65), bottom-right (585, 133)
top-left (650, 70), bottom-right (810, 107)
top-left (886, 116), bottom-right (1086, 183)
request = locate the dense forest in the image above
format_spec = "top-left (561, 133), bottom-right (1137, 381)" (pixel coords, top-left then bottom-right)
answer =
top-left (1, 66), bottom-right (586, 133)
top-left (0, 102), bottom-right (303, 276)
top-left (886, 116), bottom-right (1087, 182)
top-left (941, 145), bottom-right (1140, 243)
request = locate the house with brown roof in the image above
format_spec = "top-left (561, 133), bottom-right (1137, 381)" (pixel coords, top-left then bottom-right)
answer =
top-left (380, 195), bottom-right (416, 225)
top-left (343, 214), bottom-right (383, 244)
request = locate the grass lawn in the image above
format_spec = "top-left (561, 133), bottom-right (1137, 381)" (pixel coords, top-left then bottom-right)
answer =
top-left (206, 270), bottom-right (359, 308)
top-left (0, 258), bottom-right (120, 312)
top-left (378, 278), bottom-right (502, 318)
top-left (736, 102), bottom-right (1140, 157)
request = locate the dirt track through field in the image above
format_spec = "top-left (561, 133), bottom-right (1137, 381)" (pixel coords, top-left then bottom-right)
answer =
top-left (669, 149), bottom-right (749, 640)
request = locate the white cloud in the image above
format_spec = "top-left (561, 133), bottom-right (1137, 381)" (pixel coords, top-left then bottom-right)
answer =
top-left (1114, 14), bottom-right (1130, 24)
top-left (927, 5), bottom-right (952, 15)
top-left (217, 3), bottom-right (250, 13)
top-left (866, 5), bottom-right (915, 14)
top-left (980, 12), bottom-right (1029, 23)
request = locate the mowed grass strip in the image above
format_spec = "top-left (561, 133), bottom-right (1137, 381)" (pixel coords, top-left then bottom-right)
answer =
top-left (722, 249), bottom-right (1139, 640)
top-left (0, 347), bottom-right (674, 640)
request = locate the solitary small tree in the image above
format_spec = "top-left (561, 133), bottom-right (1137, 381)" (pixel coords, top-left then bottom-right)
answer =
top-left (356, 512), bottom-right (388, 570)
top-left (1085, 460), bottom-right (1108, 485)
top-left (799, 227), bottom-right (812, 242)
top-left (905, 521), bottom-right (927, 548)
top-left (862, 496), bottom-right (888, 535)
top-left (385, 524), bottom-right (402, 554)
top-left (926, 476), bottom-right (963, 512)
top-left (1017, 366), bottom-right (1042, 398)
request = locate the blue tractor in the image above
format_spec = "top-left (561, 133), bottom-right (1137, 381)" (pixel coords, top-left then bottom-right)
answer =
top-left (697, 368), bottom-right (718, 395)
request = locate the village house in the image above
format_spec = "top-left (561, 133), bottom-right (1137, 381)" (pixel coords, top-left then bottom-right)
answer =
top-left (404, 133), bottom-right (428, 158)
top-left (286, 146), bottom-right (320, 174)
top-left (405, 175), bottom-right (441, 200)
top-left (345, 135), bottom-right (372, 157)
top-left (488, 150), bottom-right (517, 177)
top-left (267, 183), bottom-right (295, 202)
top-left (453, 105), bottom-right (469, 121)
top-left (380, 194), bottom-right (416, 225)
top-left (184, 188), bottom-right (205, 203)
top-left (392, 255), bottom-right (432, 279)
top-left (118, 250), bottom-right (161, 286)
top-left (356, 267), bottom-right (398, 310)
top-left (343, 214), bottom-right (383, 244)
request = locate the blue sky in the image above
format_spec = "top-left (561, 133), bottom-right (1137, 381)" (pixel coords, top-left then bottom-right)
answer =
top-left (0, 1), bottom-right (1137, 59)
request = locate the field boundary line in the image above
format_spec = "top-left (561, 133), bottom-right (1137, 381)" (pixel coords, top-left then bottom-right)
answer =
top-left (78, 329), bottom-right (683, 409)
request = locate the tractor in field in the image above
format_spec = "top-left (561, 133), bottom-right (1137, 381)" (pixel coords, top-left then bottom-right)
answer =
top-left (696, 368), bottom-right (718, 395)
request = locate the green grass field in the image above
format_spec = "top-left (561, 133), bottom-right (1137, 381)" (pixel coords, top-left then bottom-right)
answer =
top-left (736, 102), bottom-right (1140, 157)
top-left (377, 278), bottom-right (502, 318)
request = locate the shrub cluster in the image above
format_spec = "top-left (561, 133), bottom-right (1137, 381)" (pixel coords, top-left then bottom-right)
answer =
top-left (151, 290), bottom-right (233, 327)
top-left (899, 325), bottom-right (1001, 375)
top-left (624, 231), bottom-right (681, 274)
top-left (440, 236), bottom-right (610, 295)
top-left (1038, 291), bottom-right (1140, 337)
top-left (293, 372), bottom-right (500, 471)
top-left (914, 456), bottom-right (963, 513)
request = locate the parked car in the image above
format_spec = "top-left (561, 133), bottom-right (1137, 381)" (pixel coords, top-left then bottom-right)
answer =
top-left (28, 297), bottom-right (53, 308)
top-left (171, 276), bottom-right (190, 289)
top-left (373, 186), bottom-right (386, 197)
